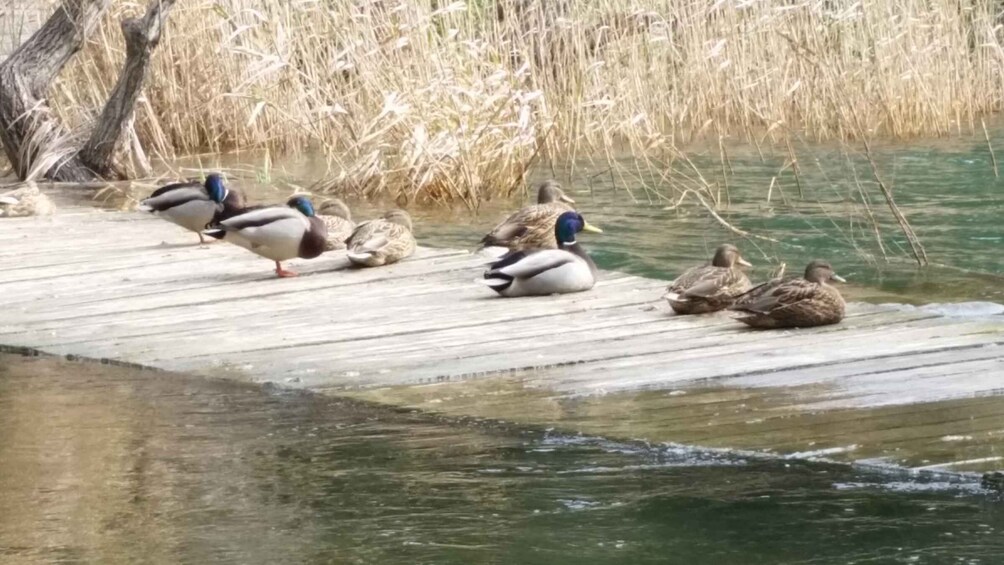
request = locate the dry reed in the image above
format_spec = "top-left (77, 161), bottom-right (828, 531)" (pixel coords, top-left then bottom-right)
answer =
top-left (5, 0), bottom-right (1004, 216)
top-left (0, 0), bottom-right (995, 268)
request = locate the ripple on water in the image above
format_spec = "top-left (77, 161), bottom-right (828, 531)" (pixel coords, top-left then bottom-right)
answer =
top-left (3, 354), bottom-right (1004, 565)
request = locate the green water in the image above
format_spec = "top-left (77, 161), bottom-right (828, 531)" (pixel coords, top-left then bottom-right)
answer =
top-left (1, 354), bottom-right (1002, 564)
top-left (160, 132), bottom-right (1004, 305)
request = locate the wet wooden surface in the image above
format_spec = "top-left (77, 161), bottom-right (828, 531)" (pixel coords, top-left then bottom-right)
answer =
top-left (2, 206), bottom-right (1003, 472)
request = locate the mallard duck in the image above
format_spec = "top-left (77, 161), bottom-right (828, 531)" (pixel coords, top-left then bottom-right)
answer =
top-left (203, 196), bottom-right (328, 278)
top-left (481, 211), bottom-right (603, 297)
top-left (729, 260), bottom-right (847, 329)
top-left (479, 179), bottom-right (576, 251)
top-left (138, 173), bottom-right (245, 244)
top-left (0, 183), bottom-right (55, 217)
top-left (345, 209), bottom-right (417, 267)
top-left (664, 244), bottom-right (753, 314)
top-left (317, 198), bottom-right (356, 251)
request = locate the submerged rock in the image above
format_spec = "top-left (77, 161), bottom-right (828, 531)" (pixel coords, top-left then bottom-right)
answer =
top-left (981, 471), bottom-right (1004, 492)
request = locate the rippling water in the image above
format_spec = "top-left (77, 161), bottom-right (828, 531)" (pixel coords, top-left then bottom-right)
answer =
top-left (1, 354), bottom-right (1001, 564)
top-left (151, 132), bottom-right (1004, 305)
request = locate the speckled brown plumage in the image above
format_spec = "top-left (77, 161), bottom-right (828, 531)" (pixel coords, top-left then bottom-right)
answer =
top-left (730, 260), bottom-right (846, 329)
top-left (479, 180), bottom-right (575, 251)
top-left (665, 244), bottom-right (752, 314)
top-left (317, 198), bottom-right (356, 251)
top-left (345, 209), bottom-right (416, 267)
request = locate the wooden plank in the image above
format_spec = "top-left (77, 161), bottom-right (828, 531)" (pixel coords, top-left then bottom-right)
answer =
top-left (1, 208), bottom-right (1003, 474)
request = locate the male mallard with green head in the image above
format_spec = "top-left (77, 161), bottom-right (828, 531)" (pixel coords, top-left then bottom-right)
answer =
top-left (345, 209), bottom-right (416, 267)
top-left (479, 179), bottom-right (576, 251)
top-left (664, 244), bottom-right (753, 314)
top-left (317, 198), bottom-right (356, 251)
top-left (138, 173), bottom-right (245, 244)
top-left (480, 210), bottom-right (603, 297)
top-left (203, 195), bottom-right (327, 278)
top-left (0, 183), bottom-right (55, 217)
top-left (729, 260), bottom-right (846, 329)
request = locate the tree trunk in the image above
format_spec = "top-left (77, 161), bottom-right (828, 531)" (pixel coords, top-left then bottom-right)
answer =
top-left (79, 0), bottom-right (176, 178)
top-left (0, 0), bottom-right (176, 182)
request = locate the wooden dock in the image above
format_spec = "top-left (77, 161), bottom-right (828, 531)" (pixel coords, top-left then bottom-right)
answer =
top-left (2, 203), bottom-right (1003, 474)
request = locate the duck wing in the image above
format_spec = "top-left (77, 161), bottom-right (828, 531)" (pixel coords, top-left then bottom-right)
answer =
top-left (147, 180), bottom-right (201, 199)
top-left (480, 221), bottom-right (528, 246)
top-left (487, 249), bottom-right (576, 279)
top-left (666, 265), bottom-right (712, 294)
top-left (349, 221), bottom-right (413, 252)
top-left (682, 268), bottom-right (750, 299)
top-left (219, 206), bottom-right (301, 229)
top-left (480, 202), bottom-right (569, 248)
top-left (733, 278), bottom-right (820, 314)
top-left (345, 219), bottom-right (376, 246)
top-left (139, 184), bottom-right (211, 212)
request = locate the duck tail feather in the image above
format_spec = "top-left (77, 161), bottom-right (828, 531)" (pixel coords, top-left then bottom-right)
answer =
top-left (479, 275), bottom-right (513, 292)
top-left (347, 251), bottom-right (373, 262)
top-left (202, 227), bottom-right (226, 240)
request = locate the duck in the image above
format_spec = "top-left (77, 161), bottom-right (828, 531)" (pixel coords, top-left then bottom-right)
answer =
top-left (345, 209), bottom-right (417, 267)
top-left (664, 244), bottom-right (753, 314)
top-left (317, 198), bottom-right (356, 251)
top-left (0, 182), bottom-right (56, 217)
top-left (138, 173), bottom-right (245, 244)
top-left (480, 211), bottom-right (603, 297)
top-left (479, 179), bottom-right (576, 251)
top-left (729, 260), bottom-right (847, 329)
top-left (203, 195), bottom-right (328, 278)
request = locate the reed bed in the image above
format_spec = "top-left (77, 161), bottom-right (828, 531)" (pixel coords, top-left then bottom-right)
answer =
top-left (7, 0), bottom-right (1004, 212)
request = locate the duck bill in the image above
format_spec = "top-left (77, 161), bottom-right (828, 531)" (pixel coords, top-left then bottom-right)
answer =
top-left (581, 222), bottom-right (603, 234)
top-left (737, 258), bottom-right (753, 268)
top-left (559, 194), bottom-right (576, 204)
top-left (831, 274), bottom-right (847, 283)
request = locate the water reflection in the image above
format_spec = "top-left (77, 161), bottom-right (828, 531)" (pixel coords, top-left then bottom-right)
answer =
top-left (1, 353), bottom-right (1001, 564)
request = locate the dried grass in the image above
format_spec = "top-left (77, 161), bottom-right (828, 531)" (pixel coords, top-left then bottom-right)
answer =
top-left (9, 0), bottom-right (1004, 211)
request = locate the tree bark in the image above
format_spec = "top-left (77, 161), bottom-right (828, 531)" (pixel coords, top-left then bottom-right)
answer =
top-left (79, 0), bottom-right (176, 178)
top-left (0, 0), bottom-right (176, 182)
top-left (0, 0), bottom-right (111, 181)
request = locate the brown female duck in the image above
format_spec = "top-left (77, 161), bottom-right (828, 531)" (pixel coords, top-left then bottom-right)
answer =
top-left (479, 180), bottom-right (576, 251)
top-left (664, 244), bottom-right (753, 314)
top-left (317, 198), bottom-right (356, 251)
top-left (729, 260), bottom-right (846, 329)
top-left (345, 209), bottom-right (417, 267)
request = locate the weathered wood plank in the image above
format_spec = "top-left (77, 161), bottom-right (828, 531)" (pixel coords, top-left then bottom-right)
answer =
top-left (2, 207), bottom-right (1003, 474)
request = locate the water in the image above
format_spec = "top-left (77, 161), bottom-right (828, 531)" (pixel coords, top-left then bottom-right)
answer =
top-left (1, 353), bottom-right (1002, 564)
top-left (150, 131), bottom-right (1004, 305)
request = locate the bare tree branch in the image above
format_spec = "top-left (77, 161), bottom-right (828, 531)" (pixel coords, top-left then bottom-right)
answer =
top-left (80, 0), bottom-right (177, 178)
top-left (0, 0), bottom-right (175, 182)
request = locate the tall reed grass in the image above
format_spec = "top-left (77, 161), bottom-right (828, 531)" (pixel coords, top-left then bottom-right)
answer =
top-left (11, 0), bottom-right (1004, 209)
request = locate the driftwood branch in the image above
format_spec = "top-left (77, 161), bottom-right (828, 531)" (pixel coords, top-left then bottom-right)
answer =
top-left (0, 0), bottom-right (175, 182)
top-left (79, 0), bottom-right (176, 178)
